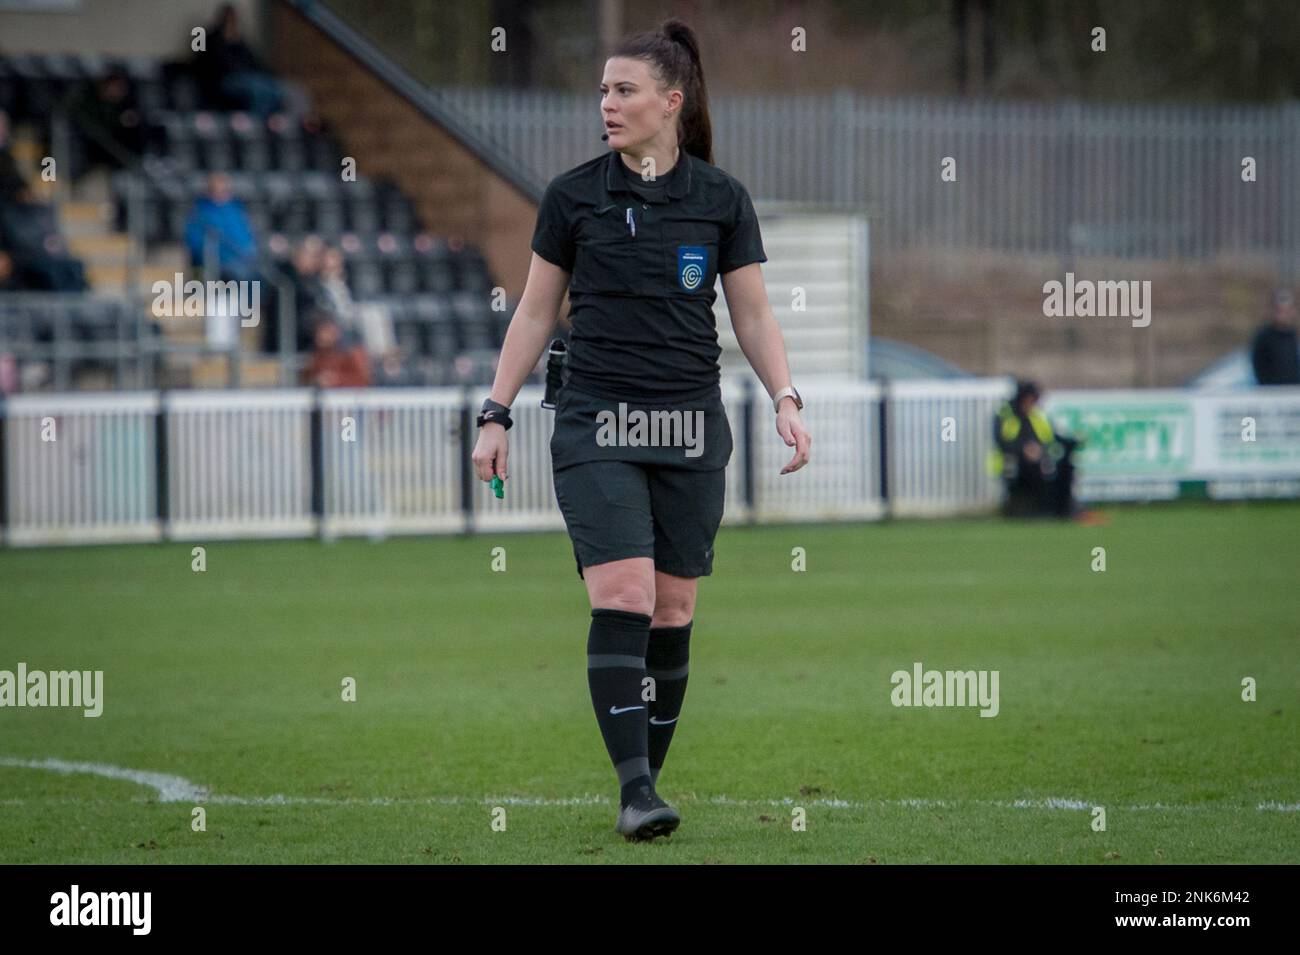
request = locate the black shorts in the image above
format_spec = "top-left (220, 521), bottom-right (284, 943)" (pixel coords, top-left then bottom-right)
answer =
top-left (553, 459), bottom-right (727, 579)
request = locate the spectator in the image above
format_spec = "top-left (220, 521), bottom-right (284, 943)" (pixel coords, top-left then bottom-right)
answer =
top-left (0, 187), bottom-right (87, 292)
top-left (184, 171), bottom-right (257, 278)
top-left (0, 247), bottom-right (19, 291)
top-left (0, 111), bottom-right (30, 203)
top-left (316, 245), bottom-right (355, 322)
top-left (267, 235), bottom-right (325, 353)
top-left (300, 314), bottom-right (371, 388)
top-left (992, 379), bottom-right (1083, 519)
top-left (184, 172), bottom-right (283, 342)
top-left (289, 236), bottom-right (325, 313)
top-left (71, 65), bottom-right (144, 171)
top-left (1250, 289), bottom-right (1300, 386)
top-left (194, 3), bottom-right (298, 119)
top-left (317, 245), bottom-right (396, 356)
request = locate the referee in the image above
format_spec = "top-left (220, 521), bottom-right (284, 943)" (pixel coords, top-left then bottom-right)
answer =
top-left (471, 18), bottom-right (812, 841)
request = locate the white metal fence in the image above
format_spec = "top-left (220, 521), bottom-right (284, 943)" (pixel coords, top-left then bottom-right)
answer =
top-left (319, 388), bottom-right (463, 537)
top-left (0, 376), bottom-right (1198, 548)
top-left (888, 379), bottom-right (1008, 516)
top-left (165, 390), bottom-right (316, 540)
top-left (732, 377), bottom-right (886, 523)
top-left (2, 392), bottom-right (158, 545)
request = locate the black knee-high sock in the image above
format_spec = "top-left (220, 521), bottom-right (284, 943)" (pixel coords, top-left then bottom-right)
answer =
top-left (646, 620), bottom-right (692, 787)
top-left (587, 607), bottom-right (653, 806)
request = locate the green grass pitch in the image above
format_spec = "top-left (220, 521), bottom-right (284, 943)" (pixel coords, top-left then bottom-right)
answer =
top-left (1, 502), bottom-right (1297, 864)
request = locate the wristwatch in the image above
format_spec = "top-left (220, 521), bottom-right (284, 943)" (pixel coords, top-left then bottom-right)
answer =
top-left (772, 385), bottom-right (803, 413)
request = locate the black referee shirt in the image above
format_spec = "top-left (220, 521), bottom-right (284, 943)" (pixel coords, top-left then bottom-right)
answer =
top-left (530, 148), bottom-right (767, 403)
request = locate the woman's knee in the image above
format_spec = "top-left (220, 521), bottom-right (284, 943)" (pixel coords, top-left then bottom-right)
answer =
top-left (651, 574), bottom-right (697, 628)
top-left (584, 558), bottom-right (656, 617)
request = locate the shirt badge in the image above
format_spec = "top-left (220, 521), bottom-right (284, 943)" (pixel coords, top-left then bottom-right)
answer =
top-left (677, 245), bottom-right (707, 291)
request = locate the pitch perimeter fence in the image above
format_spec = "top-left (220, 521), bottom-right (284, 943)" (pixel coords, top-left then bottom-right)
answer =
top-left (5, 378), bottom-right (1299, 547)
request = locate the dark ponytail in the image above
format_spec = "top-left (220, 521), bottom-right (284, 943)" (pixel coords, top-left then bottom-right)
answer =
top-left (612, 18), bottom-right (713, 165)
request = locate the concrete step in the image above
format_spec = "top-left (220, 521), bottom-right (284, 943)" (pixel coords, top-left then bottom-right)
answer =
top-left (66, 232), bottom-right (132, 264)
top-left (189, 355), bottom-right (283, 388)
top-left (98, 265), bottom-right (211, 292)
top-left (30, 179), bottom-right (58, 203)
top-left (155, 316), bottom-right (207, 344)
top-left (139, 264), bottom-right (207, 288)
top-left (9, 136), bottom-right (44, 167)
top-left (145, 245), bottom-right (188, 271)
top-left (58, 200), bottom-right (114, 236)
top-left (72, 169), bottom-right (113, 204)
top-left (86, 263), bottom-right (129, 288)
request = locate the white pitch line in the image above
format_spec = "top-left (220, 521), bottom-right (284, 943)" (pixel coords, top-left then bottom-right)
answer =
top-left (1, 757), bottom-right (1295, 812)
top-left (0, 756), bottom-right (209, 802)
top-left (1256, 801), bottom-right (1300, 812)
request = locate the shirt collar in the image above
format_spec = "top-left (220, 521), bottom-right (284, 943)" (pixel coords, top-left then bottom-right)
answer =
top-left (605, 149), bottom-right (692, 201)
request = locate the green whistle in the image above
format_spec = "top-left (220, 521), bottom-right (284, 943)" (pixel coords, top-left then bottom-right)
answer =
top-left (491, 474), bottom-right (505, 499)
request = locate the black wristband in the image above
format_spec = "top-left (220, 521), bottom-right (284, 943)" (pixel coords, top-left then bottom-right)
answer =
top-left (476, 408), bottom-right (513, 431)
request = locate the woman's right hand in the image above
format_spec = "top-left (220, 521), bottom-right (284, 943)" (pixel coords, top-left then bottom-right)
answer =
top-left (471, 423), bottom-right (509, 483)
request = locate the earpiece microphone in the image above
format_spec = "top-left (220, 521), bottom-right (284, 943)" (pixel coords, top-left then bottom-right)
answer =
top-left (601, 131), bottom-right (609, 141)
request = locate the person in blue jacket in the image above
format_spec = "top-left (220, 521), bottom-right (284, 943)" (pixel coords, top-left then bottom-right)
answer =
top-left (184, 171), bottom-right (257, 279)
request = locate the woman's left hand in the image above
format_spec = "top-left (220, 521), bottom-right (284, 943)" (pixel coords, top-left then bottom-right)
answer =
top-left (776, 400), bottom-right (811, 474)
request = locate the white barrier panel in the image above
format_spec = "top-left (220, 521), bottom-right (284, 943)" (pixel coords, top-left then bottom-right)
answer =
top-left (319, 388), bottom-right (466, 537)
top-left (888, 378), bottom-right (1012, 517)
top-left (3, 392), bottom-right (159, 546)
top-left (726, 378), bottom-right (886, 523)
top-left (721, 386), bottom-right (752, 526)
top-left (1045, 387), bottom-right (1300, 501)
top-left (165, 390), bottom-right (315, 540)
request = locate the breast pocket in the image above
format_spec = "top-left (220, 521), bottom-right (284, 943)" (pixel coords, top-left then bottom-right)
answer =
top-left (666, 227), bottom-right (719, 296)
top-left (573, 205), bottom-right (652, 295)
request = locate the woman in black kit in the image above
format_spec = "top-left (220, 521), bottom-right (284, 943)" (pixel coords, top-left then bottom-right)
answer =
top-left (471, 19), bottom-right (811, 841)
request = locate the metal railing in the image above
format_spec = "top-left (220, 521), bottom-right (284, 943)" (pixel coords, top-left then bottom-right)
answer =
top-left (0, 286), bottom-right (300, 391)
top-left (430, 86), bottom-right (1300, 265)
top-left (0, 292), bottom-right (157, 391)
